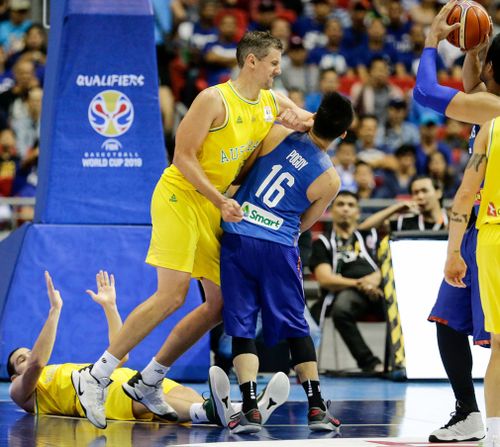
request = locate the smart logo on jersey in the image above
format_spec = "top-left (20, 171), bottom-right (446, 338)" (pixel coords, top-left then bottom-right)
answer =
top-left (88, 90), bottom-right (134, 137)
top-left (242, 201), bottom-right (283, 230)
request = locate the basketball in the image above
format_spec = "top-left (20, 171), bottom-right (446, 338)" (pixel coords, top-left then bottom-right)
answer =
top-left (446, 0), bottom-right (491, 51)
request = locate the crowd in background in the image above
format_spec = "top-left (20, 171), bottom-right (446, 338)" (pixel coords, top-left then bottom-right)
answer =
top-left (2, 0), bottom-right (500, 229)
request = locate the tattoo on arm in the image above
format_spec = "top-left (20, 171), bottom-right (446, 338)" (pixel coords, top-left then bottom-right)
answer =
top-left (466, 154), bottom-right (487, 172)
top-left (450, 211), bottom-right (469, 223)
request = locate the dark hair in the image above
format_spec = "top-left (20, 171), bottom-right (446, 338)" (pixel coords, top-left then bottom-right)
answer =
top-left (236, 31), bottom-right (283, 68)
top-left (485, 33), bottom-right (500, 85)
top-left (395, 144), bottom-right (416, 158)
top-left (335, 190), bottom-right (360, 202)
top-left (368, 55), bottom-right (388, 71)
top-left (409, 174), bottom-right (443, 194)
top-left (319, 67), bottom-right (337, 81)
top-left (7, 347), bottom-right (21, 378)
top-left (355, 160), bottom-right (372, 170)
top-left (313, 92), bottom-right (354, 141)
top-left (359, 113), bottom-right (379, 124)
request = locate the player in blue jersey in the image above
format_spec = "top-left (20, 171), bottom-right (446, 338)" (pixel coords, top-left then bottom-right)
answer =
top-left (413, 4), bottom-right (500, 443)
top-left (211, 92), bottom-right (354, 434)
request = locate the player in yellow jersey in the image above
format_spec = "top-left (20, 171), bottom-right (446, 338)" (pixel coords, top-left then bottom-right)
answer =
top-left (8, 271), bottom-right (287, 425)
top-left (444, 119), bottom-right (500, 447)
top-left (72, 30), bottom-right (310, 429)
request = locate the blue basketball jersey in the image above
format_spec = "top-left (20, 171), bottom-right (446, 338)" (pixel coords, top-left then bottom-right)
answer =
top-left (222, 131), bottom-right (333, 246)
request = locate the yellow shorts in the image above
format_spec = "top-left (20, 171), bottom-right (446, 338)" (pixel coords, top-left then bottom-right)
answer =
top-left (146, 179), bottom-right (222, 286)
top-left (103, 368), bottom-right (180, 421)
top-left (477, 225), bottom-right (500, 334)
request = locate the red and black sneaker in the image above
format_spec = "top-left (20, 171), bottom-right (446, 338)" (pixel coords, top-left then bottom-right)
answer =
top-left (228, 408), bottom-right (262, 434)
top-left (308, 401), bottom-right (341, 432)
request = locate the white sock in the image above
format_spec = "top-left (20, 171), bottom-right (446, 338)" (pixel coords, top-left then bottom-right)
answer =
top-left (487, 418), bottom-right (500, 437)
top-left (141, 357), bottom-right (169, 385)
top-left (189, 403), bottom-right (209, 423)
top-left (91, 351), bottom-right (120, 380)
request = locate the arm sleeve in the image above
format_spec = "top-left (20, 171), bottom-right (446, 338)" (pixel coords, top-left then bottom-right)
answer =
top-left (413, 48), bottom-right (460, 114)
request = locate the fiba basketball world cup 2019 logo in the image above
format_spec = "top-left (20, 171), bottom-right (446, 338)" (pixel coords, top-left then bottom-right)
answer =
top-left (88, 90), bottom-right (134, 137)
top-left (82, 88), bottom-right (142, 168)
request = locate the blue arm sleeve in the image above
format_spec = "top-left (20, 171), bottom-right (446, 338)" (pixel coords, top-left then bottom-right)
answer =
top-left (413, 48), bottom-right (460, 115)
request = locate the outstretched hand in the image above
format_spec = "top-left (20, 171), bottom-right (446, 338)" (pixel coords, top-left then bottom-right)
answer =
top-left (86, 270), bottom-right (116, 307)
top-left (444, 253), bottom-right (467, 288)
top-left (426, 1), bottom-right (461, 47)
top-left (45, 271), bottom-right (62, 311)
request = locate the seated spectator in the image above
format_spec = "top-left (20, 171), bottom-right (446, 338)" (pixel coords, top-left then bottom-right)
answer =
top-left (426, 151), bottom-right (460, 200)
top-left (350, 57), bottom-right (403, 125)
top-left (342, 1), bottom-right (369, 50)
top-left (202, 12), bottom-right (238, 86)
top-left (6, 24), bottom-right (46, 84)
top-left (304, 67), bottom-right (339, 112)
top-left (0, 0), bottom-right (31, 56)
top-left (292, 0), bottom-right (331, 50)
top-left (354, 160), bottom-right (377, 199)
top-left (355, 114), bottom-right (395, 170)
top-left (0, 59), bottom-right (38, 123)
top-left (0, 127), bottom-right (19, 197)
top-left (307, 18), bottom-right (349, 75)
top-left (310, 191), bottom-right (385, 374)
top-left (248, 0), bottom-right (295, 32)
top-left (287, 86), bottom-right (305, 108)
top-left (385, 0), bottom-right (412, 55)
top-left (10, 86), bottom-right (41, 159)
top-left (270, 16), bottom-right (292, 52)
top-left (359, 175), bottom-right (448, 232)
top-left (349, 18), bottom-right (399, 75)
top-left (415, 116), bottom-right (452, 174)
top-left (333, 140), bottom-right (357, 192)
top-left (442, 118), bottom-right (470, 174)
top-left (375, 144), bottom-right (417, 199)
top-left (280, 35), bottom-right (319, 95)
top-left (178, 0), bottom-right (220, 52)
top-left (217, 0), bottom-right (249, 41)
top-left (376, 98), bottom-right (420, 153)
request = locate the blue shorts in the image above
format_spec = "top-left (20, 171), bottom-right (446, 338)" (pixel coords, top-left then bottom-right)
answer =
top-left (428, 226), bottom-right (490, 346)
top-left (220, 232), bottom-right (310, 346)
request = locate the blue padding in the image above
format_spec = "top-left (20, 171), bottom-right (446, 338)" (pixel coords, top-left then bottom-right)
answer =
top-left (67, 0), bottom-right (152, 15)
top-left (0, 224), bottom-right (209, 381)
top-left (36, 2), bottom-right (166, 224)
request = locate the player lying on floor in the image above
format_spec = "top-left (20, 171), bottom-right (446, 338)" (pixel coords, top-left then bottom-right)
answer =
top-left (7, 270), bottom-right (288, 425)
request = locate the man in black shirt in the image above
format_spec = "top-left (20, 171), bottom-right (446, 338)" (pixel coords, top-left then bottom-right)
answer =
top-left (310, 191), bottom-right (385, 373)
top-left (359, 175), bottom-right (448, 232)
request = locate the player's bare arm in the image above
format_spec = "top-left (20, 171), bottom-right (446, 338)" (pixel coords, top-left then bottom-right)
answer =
top-left (274, 91), bottom-right (314, 132)
top-left (173, 88), bottom-right (243, 222)
top-left (358, 201), bottom-right (418, 231)
top-left (9, 272), bottom-right (62, 411)
top-left (300, 167), bottom-right (340, 232)
top-left (445, 121), bottom-right (490, 288)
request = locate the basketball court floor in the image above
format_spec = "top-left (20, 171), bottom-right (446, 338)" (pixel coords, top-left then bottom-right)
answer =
top-left (0, 376), bottom-right (486, 446)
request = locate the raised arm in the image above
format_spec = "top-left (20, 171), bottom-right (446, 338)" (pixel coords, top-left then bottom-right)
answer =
top-left (86, 271), bottom-right (128, 366)
top-left (414, 1), bottom-right (500, 125)
top-left (173, 88), bottom-right (243, 222)
top-left (274, 91), bottom-right (315, 132)
top-left (444, 121), bottom-right (490, 287)
top-left (9, 271), bottom-right (62, 408)
top-left (300, 167), bottom-right (340, 232)
top-left (358, 201), bottom-right (418, 231)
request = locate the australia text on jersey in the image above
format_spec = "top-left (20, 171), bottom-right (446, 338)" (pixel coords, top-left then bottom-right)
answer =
top-left (220, 140), bottom-right (260, 164)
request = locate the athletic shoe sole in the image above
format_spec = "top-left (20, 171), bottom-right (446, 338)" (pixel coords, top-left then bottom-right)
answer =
top-left (209, 366), bottom-right (235, 427)
top-left (258, 372), bottom-right (290, 425)
top-left (428, 433), bottom-right (484, 442)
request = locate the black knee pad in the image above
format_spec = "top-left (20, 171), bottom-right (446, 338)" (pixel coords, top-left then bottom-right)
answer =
top-left (288, 336), bottom-right (317, 367)
top-left (232, 337), bottom-right (258, 359)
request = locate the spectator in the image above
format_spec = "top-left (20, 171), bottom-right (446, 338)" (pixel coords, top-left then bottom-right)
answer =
top-left (349, 18), bottom-right (399, 74)
top-left (350, 57), bottom-right (403, 125)
top-left (0, 46), bottom-right (14, 96)
top-left (304, 67), bottom-right (339, 112)
top-left (376, 98), bottom-right (420, 153)
top-left (0, 127), bottom-right (19, 197)
top-left (248, 0), bottom-right (278, 32)
top-left (293, 0), bottom-right (331, 50)
top-left (10, 85), bottom-right (41, 159)
top-left (307, 18), bottom-right (349, 75)
top-left (310, 191), bottom-right (385, 374)
top-left (415, 116), bottom-right (452, 174)
top-left (270, 16), bottom-right (291, 52)
top-left (360, 175), bottom-right (448, 232)
top-left (354, 160), bottom-right (377, 199)
top-left (178, 0), bottom-right (220, 52)
top-left (202, 12), bottom-right (238, 86)
top-left (375, 144), bottom-right (417, 199)
top-left (171, 0), bottom-right (200, 28)
top-left (333, 140), bottom-right (357, 193)
top-left (426, 151), bottom-right (460, 200)
top-left (409, 0), bottom-right (438, 28)
top-left (0, 59), bottom-right (38, 122)
top-left (385, 0), bottom-right (412, 55)
top-left (0, 0), bottom-right (32, 56)
top-left (442, 118), bottom-right (470, 174)
top-left (287, 86), bottom-right (305, 108)
top-left (279, 35), bottom-right (319, 95)
top-left (342, 1), bottom-right (369, 50)
top-left (355, 114), bottom-right (394, 170)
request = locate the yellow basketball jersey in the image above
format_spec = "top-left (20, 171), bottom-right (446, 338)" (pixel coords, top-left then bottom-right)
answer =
top-left (164, 80), bottom-right (279, 193)
top-left (477, 118), bottom-right (500, 228)
top-left (34, 364), bottom-right (180, 420)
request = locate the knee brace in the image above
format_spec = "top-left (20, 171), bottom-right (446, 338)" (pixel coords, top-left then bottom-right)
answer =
top-left (232, 337), bottom-right (258, 359)
top-left (288, 336), bottom-right (317, 367)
